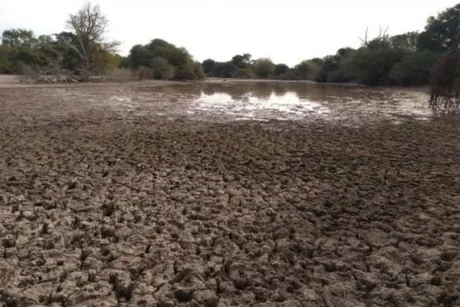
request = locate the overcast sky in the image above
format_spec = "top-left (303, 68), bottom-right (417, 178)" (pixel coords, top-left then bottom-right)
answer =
top-left (0, 0), bottom-right (458, 66)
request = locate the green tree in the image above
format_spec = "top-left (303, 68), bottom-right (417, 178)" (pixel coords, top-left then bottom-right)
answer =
top-left (273, 63), bottom-right (289, 77)
top-left (390, 32), bottom-right (419, 52)
top-left (360, 27), bottom-right (392, 50)
top-left (231, 53), bottom-right (252, 68)
top-left (128, 45), bottom-right (153, 69)
top-left (194, 62), bottom-right (205, 79)
top-left (351, 48), bottom-right (406, 85)
top-left (253, 58), bottom-right (275, 78)
top-left (66, 3), bottom-right (119, 79)
top-left (202, 59), bottom-right (216, 75)
top-left (1, 29), bottom-right (37, 48)
top-left (116, 55), bottom-right (129, 68)
top-left (127, 38), bottom-right (201, 80)
top-left (0, 46), bottom-right (13, 73)
top-left (213, 62), bottom-right (237, 77)
top-left (293, 61), bottom-right (312, 79)
top-left (418, 4), bottom-right (460, 52)
top-left (390, 51), bottom-right (441, 86)
top-left (151, 57), bottom-right (175, 79)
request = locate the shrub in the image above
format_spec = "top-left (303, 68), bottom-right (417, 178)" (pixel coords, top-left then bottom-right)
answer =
top-left (253, 58), bottom-right (275, 78)
top-left (351, 48), bottom-right (406, 85)
top-left (390, 51), bottom-right (441, 86)
top-left (273, 64), bottom-right (289, 78)
top-left (151, 57), bottom-right (175, 80)
top-left (234, 68), bottom-right (253, 79)
top-left (194, 62), bottom-right (205, 79)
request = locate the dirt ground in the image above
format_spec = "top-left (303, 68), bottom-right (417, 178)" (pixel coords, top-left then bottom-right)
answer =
top-left (0, 81), bottom-right (459, 307)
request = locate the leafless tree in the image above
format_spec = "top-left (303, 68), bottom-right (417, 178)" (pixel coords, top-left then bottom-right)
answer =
top-left (359, 26), bottom-right (391, 49)
top-left (66, 2), bottom-right (118, 81)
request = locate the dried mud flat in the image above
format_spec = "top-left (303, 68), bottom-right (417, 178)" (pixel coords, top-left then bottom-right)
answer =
top-left (1, 83), bottom-right (460, 307)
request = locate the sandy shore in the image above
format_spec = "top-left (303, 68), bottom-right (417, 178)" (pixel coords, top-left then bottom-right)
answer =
top-left (0, 82), bottom-right (459, 306)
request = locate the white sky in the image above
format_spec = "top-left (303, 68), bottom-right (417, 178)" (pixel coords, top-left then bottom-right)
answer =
top-left (0, 0), bottom-right (458, 66)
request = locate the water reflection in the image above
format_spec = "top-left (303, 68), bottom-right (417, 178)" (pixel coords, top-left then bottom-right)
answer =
top-left (190, 82), bottom-right (432, 122)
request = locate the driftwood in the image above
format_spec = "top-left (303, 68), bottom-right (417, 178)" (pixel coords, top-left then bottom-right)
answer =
top-left (429, 49), bottom-right (460, 112)
top-left (18, 64), bottom-right (104, 84)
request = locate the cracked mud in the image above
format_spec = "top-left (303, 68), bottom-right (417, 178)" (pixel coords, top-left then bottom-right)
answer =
top-left (0, 81), bottom-right (459, 307)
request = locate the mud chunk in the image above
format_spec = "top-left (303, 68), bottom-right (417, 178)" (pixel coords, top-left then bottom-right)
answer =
top-left (100, 226), bottom-right (115, 238)
top-left (2, 235), bottom-right (16, 248)
top-left (193, 289), bottom-right (219, 307)
top-left (109, 273), bottom-right (135, 302)
top-left (174, 288), bottom-right (194, 302)
top-left (68, 180), bottom-right (78, 190)
top-left (230, 274), bottom-right (248, 290)
top-left (158, 300), bottom-right (175, 307)
top-left (353, 270), bottom-right (378, 292)
top-left (102, 202), bottom-right (116, 217)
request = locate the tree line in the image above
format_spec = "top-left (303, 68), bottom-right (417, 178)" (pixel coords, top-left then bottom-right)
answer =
top-left (0, 3), bottom-right (205, 81)
top-left (0, 3), bottom-right (458, 85)
top-left (202, 3), bottom-right (459, 86)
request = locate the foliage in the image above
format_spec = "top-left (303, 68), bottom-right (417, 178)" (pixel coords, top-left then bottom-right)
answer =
top-left (273, 64), bottom-right (289, 77)
top-left (66, 3), bottom-right (119, 79)
top-left (0, 45), bottom-right (13, 73)
top-left (202, 59), bottom-right (216, 75)
top-left (315, 51), bottom-right (355, 83)
top-left (0, 1), bottom-right (457, 87)
top-left (127, 39), bottom-right (202, 80)
top-left (418, 4), bottom-right (460, 52)
top-left (390, 32), bottom-right (419, 52)
top-left (233, 68), bottom-right (253, 79)
top-left (293, 61), bottom-right (312, 80)
top-left (351, 48), bottom-right (406, 85)
top-left (231, 53), bottom-right (252, 68)
top-left (194, 62), bottom-right (206, 79)
top-left (0, 4), bottom-right (120, 80)
top-left (1, 29), bottom-right (37, 48)
top-left (253, 58), bottom-right (275, 78)
top-left (150, 57), bottom-right (175, 80)
top-left (390, 51), bottom-right (441, 86)
top-left (212, 62), bottom-right (238, 78)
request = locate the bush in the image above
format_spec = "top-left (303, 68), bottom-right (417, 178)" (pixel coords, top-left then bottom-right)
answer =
top-left (0, 46), bottom-right (13, 73)
top-left (315, 56), bottom-right (340, 82)
top-left (174, 65), bottom-right (197, 80)
top-left (194, 62), bottom-right (205, 79)
top-left (151, 57), bottom-right (175, 80)
top-left (128, 39), bottom-right (201, 80)
top-left (212, 62), bottom-right (237, 78)
top-left (326, 70), bottom-right (350, 83)
top-left (253, 58), bottom-right (275, 78)
top-left (202, 59), bottom-right (216, 75)
top-left (351, 48), bottom-right (406, 85)
top-left (105, 68), bottom-right (135, 82)
top-left (234, 68), bottom-right (253, 79)
top-left (137, 66), bottom-right (153, 80)
top-left (273, 64), bottom-right (289, 78)
top-left (390, 51), bottom-right (441, 86)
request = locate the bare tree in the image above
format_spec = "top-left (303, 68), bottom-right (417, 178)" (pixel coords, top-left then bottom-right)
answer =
top-left (66, 2), bottom-right (118, 80)
top-left (359, 26), bottom-right (391, 49)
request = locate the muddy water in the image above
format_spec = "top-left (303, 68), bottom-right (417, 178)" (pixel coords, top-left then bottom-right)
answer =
top-left (136, 82), bottom-right (432, 123)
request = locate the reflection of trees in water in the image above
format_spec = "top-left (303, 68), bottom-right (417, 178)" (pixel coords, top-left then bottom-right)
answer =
top-left (202, 85), bottom-right (217, 96)
top-left (250, 83), bottom-right (273, 100)
top-left (197, 82), bottom-right (378, 104)
top-left (272, 84), bottom-right (289, 97)
top-left (173, 85), bottom-right (202, 97)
